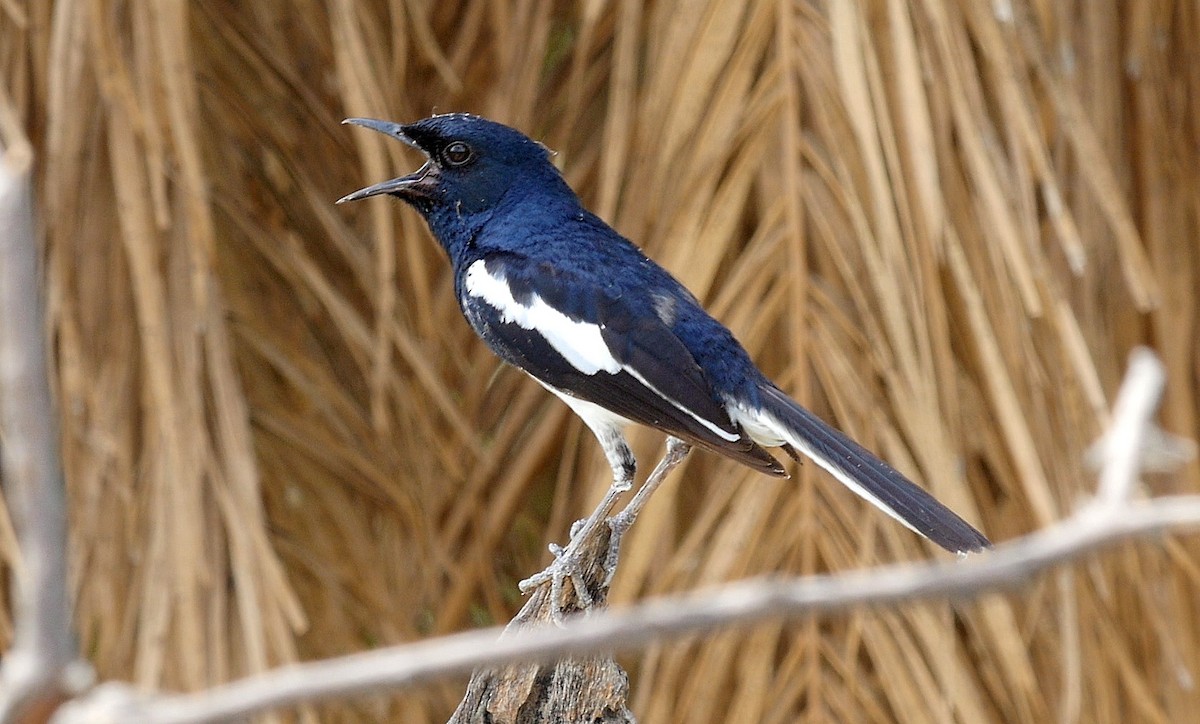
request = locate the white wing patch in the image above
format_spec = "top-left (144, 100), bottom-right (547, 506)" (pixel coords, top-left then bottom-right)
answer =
top-left (726, 401), bottom-right (922, 536)
top-left (465, 259), bottom-right (740, 443)
top-left (464, 260), bottom-right (620, 375)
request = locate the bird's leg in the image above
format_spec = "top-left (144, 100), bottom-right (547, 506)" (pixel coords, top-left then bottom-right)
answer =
top-left (603, 437), bottom-right (692, 584)
top-left (518, 430), bottom-right (636, 614)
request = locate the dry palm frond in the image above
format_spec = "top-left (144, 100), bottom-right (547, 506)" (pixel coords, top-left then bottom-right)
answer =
top-left (1, 0), bottom-right (1197, 721)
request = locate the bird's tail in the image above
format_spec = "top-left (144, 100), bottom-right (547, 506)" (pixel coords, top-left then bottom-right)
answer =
top-left (743, 384), bottom-right (990, 554)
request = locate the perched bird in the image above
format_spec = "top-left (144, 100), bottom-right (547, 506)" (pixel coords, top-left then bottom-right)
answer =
top-left (339, 113), bottom-right (989, 589)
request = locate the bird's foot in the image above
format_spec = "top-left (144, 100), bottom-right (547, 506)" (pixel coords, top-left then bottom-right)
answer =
top-left (518, 505), bottom-right (634, 620)
top-left (518, 476), bottom-right (636, 623)
top-left (518, 533), bottom-right (597, 621)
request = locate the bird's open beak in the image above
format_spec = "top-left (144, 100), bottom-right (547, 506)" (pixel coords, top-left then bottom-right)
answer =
top-left (337, 118), bottom-right (439, 204)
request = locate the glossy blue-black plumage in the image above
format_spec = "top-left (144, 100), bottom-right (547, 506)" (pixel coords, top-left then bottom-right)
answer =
top-left (339, 113), bottom-right (990, 554)
top-left (465, 253), bottom-right (784, 473)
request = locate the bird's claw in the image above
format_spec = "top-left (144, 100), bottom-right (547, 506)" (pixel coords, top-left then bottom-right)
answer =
top-left (518, 537), bottom-right (595, 622)
top-left (519, 509), bottom-right (637, 621)
top-left (519, 478), bottom-right (637, 621)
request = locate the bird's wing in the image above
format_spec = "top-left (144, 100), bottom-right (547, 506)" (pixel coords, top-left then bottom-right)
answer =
top-left (460, 253), bottom-right (784, 475)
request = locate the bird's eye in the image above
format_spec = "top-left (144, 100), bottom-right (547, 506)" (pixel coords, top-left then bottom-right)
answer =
top-left (442, 141), bottom-right (474, 167)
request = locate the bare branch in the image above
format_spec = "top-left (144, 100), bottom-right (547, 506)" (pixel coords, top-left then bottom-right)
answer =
top-left (0, 118), bottom-right (91, 720)
top-left (54, 500), bottom-right (1200, 724)
top-left (51, 350), bottom-right (1195, 724)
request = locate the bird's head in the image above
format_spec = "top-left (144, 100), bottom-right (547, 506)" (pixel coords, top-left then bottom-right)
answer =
top-left (337, 114), bottom-right (560, 228)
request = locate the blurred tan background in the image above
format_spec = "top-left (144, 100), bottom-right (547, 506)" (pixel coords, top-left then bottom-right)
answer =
top-left (1, 0), bottom-right (1198, 721)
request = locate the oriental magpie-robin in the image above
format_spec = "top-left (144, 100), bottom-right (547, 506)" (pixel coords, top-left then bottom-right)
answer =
top-left (339, 113), bottom-right (989, 588)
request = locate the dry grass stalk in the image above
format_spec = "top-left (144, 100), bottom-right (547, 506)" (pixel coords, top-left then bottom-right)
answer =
top-left (1, 0), bottom-right (1197, 721)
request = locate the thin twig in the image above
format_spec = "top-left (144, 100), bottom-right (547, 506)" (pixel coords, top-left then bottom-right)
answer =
top-left (52, 351), bottom-right (1194, 724)
top-left (1094, 348), bottom-right (1164, 505)
top-left (0, 121), bottom-right (90, 720)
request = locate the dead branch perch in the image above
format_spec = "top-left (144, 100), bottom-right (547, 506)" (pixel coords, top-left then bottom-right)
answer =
top-left (447, 439), bottom-right (692, 723)
top-left (446, 528), bottom-right (632, 724)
